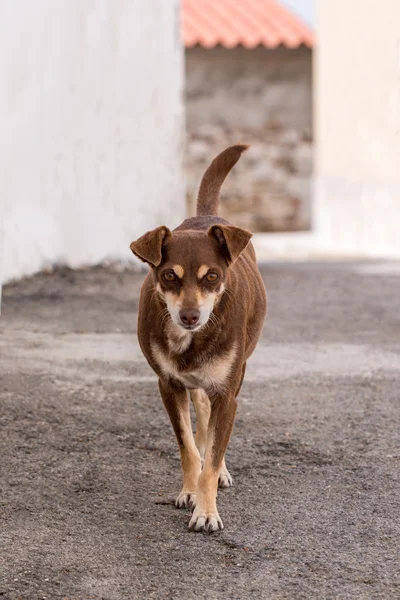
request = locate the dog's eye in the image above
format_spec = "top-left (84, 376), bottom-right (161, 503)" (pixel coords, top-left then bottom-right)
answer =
top-left (206, 272), bottom-right (219, 282)
top-left (163, 272), bottom-right (176, 282)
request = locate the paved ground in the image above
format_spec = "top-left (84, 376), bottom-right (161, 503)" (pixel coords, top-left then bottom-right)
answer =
top-left (1, 261), bottom-right (399, 600)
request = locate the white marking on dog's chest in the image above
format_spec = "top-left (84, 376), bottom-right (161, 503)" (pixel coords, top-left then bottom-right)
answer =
top-left (151, 342), bottom-right (237, 392)
top-left (166, 322), bottom-right (193, 354)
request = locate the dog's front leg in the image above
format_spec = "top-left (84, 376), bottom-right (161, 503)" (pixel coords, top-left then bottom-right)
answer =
top-left (189, 391), bottom-right (237, 533)
top-left (158, 378), bottom-right (202, 509)
top-left (191, 389), bottom-right (233, 488)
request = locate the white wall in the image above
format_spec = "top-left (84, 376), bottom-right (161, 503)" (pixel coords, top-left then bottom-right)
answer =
top-left (0, 0), bottom-right (184, 285)
top-left (314, 0), bottom-right (400, 257)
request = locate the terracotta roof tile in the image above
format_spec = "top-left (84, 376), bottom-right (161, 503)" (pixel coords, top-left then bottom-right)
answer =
top-left (183, 0), bottom-right (314, 49)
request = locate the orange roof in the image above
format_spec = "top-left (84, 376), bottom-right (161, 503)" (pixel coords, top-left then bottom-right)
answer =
top-left (183, 0), bottom-right (314, 49)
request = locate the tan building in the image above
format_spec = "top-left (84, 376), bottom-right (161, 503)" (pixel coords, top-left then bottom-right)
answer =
top-left (183, 0), bottom-right (314, 232)
top-left (252, 0), bottom-right (400, 260)
top-left (314, 0), bottom-right (400, 257)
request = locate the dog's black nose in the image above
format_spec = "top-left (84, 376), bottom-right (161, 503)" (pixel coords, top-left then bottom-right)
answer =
top-left (179, 309), bottom-right (200, 327)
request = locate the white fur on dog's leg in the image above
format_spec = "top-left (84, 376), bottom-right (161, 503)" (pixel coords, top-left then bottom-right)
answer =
top-left (218, 471), bottom-right (233, 488)
top-left (189, 509), bottom-right (223, 533)
top-left (175, 491), bottom-right (196, 510)
top-left (218, 460), bottom-right (233, 488)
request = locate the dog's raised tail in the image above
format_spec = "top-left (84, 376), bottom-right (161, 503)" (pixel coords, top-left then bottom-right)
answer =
top-left (196, 144), bottom-right (249, 217)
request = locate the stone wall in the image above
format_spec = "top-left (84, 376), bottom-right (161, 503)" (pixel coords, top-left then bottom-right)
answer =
top-left (185, 46), bottom-right (313, 232)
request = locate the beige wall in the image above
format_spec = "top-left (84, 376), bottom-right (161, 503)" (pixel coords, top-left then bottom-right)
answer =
top-left (315, 0), bottom-right (400, 256)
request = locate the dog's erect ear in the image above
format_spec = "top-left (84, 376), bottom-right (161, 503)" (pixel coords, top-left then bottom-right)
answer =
top-left (208, 224), bottom-right (252, 265)
top-left (130, 226), bottom-right (171, 267)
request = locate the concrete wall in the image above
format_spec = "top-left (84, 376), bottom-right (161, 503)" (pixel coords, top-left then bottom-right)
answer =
top-left (314, 0), bottom-right (400, 257)
top-left (185, 46), bottom-right (313, 232)
top-left (0, 0), bottom-right (184, 285)
top-left (186, 47), bottom-right (312, 131)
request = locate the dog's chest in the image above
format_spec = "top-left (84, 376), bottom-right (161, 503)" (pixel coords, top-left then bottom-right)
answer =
top-left (151, 340), bottom-right (237, 391)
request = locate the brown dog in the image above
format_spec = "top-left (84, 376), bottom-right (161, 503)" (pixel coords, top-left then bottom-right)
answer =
top-left (130, 145), bottom-right (267, 533)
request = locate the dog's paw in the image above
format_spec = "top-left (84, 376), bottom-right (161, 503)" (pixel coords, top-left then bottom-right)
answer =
top-left (175, 491), bottom-right (196, 510)
top-left (189, 509), bottom-right (224, 533)
top-left (218, 465), bottom-right (233, 488)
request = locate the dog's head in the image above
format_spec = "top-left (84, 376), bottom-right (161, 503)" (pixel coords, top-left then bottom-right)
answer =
top-left (130, 224), bottom-right (252, 331)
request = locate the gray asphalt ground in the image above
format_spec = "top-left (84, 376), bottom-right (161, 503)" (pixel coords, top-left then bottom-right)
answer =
top-left (1, 261), bottom-right (399, 599)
